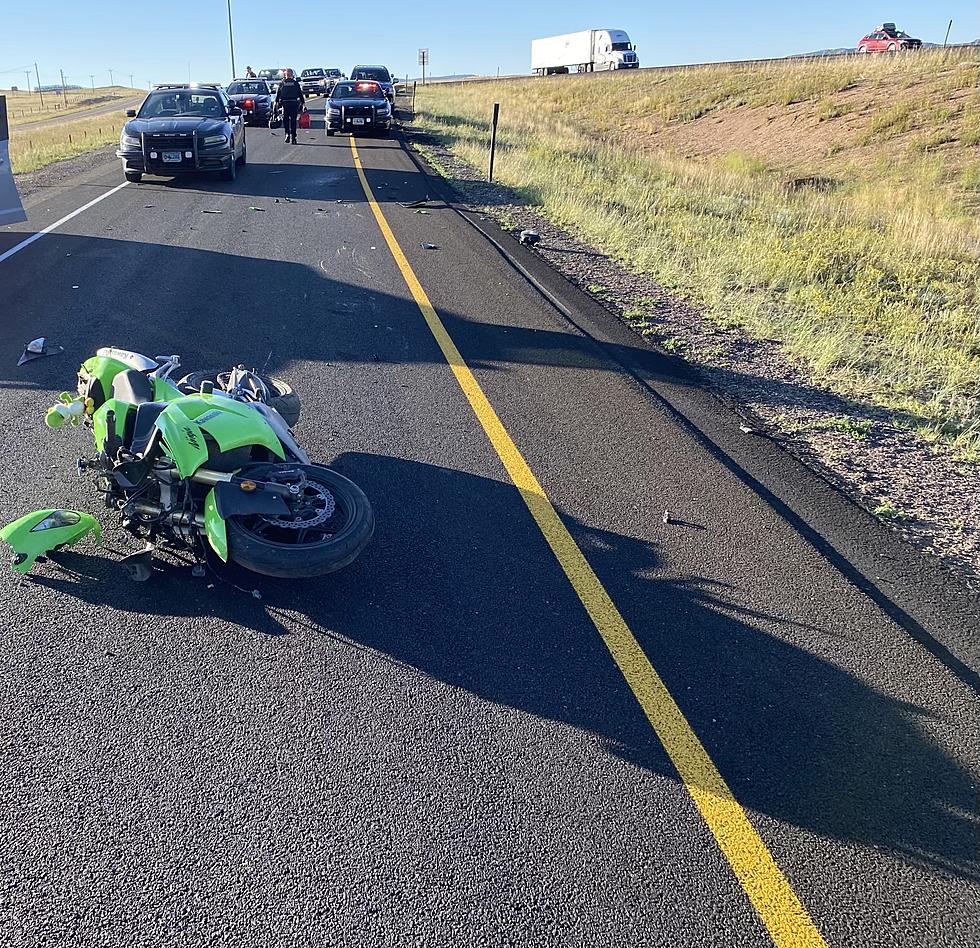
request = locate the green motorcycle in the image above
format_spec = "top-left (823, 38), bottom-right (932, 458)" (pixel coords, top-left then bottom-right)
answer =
top-left (1, 347), bottom-right (374, 580)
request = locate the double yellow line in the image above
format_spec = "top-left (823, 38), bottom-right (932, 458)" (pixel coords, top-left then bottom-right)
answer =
top-left (349, 138), bottom-right (827, 948)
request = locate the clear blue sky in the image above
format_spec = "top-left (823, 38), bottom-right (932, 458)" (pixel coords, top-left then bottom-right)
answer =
top-left (1, 1), bottom-right (976, 89)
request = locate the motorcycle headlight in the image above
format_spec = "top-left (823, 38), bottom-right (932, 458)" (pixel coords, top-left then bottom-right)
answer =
top-left (121, 132), bottom-right (140, 147)
top-left (202, 134), bottom-right (229, 147)
top-left (31, 511), bottom-right (81, 532)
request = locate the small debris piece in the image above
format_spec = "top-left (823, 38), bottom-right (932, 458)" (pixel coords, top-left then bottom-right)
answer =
top-left (662, 509), bottom-right (671, 525)
top-left (202, 209), bottom-right (222, 214)
top-left (399, 199), bottom-right (429, 208)
top-left (414, 209), bottom-right (430, 214)
top-left (739, 424), bottom-right (755, 435)
top-left (17, 337), bottom-right (64, 366)
top-left (247, 206), bottom-right (265, 211)
top-left (420, 242), bottom-right (439, 250)
top-left (143, 204), bottom-right (155, 208)
top-left (519, 229), bottom-right (541, 246)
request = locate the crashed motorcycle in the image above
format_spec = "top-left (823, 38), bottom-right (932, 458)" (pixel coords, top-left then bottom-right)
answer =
top-left (1, 347), bottom-right (374, 580)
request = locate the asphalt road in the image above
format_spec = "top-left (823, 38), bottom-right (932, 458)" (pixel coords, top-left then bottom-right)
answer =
top-left (0, 102), bottom-right (977, 947)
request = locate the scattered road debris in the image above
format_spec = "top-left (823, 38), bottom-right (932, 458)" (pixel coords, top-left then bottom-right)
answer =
top-left (421, 243), bottom-right (439, 250)
top-left (519, 229), bottom-right (541, 246)
top-left (247, 206), bottom-right (265, 212)
top-left (739, 424), bottom-right (756, 434)
top-left (201, 209), bottom-right (222, 214)
top-left (17, 337), bottom-right (63, 366)
top-left (399, 199), bottom-right (430, 208)
top-left (662, 509), bottom-right (671, 525)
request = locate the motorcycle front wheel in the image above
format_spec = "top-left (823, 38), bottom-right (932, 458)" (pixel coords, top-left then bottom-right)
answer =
top-left (225, 463), bottom-right (374, 578)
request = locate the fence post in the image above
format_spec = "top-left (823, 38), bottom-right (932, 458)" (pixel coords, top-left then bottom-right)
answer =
top-left (487, 102), bottom-right (500, 183)
top-left (412, 81), bottom-right (417, 116)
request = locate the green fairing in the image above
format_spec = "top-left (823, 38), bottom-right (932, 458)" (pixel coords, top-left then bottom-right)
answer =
top-left (152, 376), bottom-right (183, 401)
top-left (204, 489), bottom-right (228, 561)
top-left (0, 509), bottom-right (101, 573)
top-left (92, 398), bottom-right (135, 452)
top-left (79, 355), bottom-right (130, 400)
top-left (155, 395), bottom-right (285, 477)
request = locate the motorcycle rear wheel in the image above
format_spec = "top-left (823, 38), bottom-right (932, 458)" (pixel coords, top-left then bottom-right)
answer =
top-left (225, 463), bottom-right (374, 578)
top-left (178, 370), bottom-right (301, 428)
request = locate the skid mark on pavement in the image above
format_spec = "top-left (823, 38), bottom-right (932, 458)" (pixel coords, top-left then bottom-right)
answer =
top-left (349, 136), bottom-right (828, 948)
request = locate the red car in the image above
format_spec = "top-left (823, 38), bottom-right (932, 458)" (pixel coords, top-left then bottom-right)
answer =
top-left (857, 23), bottom-right (922, 53)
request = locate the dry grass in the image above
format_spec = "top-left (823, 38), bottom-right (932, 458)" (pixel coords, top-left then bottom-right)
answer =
top-left (3, 86), bottom-right (143, 127)
top-left (416, 49), bottom-right (980, 456)
top-left (8, 113), bottom-right (127, 173)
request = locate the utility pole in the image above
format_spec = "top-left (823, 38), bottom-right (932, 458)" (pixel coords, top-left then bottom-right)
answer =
top-left (34, 63), bottom-right (44, 107)
top-left (943, 19), bottom-right (953, 47)
top-left (108, 68), bottom-right (114, 87)
top-left (25, 70), bottom-right (32, 94)
top-left (226, 0), bottom-right (237, 80)
top-left (90, 74), bottom-right (96, 93)
top-left (129, 73), bottom-right (134, 89)
top-left (59, 69), bottom-right (68, 107)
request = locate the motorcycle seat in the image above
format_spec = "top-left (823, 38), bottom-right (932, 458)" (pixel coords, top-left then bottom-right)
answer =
top-left (129, 402), bottom-right (168, 457)
top-left (111, 369), bottom-right (153, 406)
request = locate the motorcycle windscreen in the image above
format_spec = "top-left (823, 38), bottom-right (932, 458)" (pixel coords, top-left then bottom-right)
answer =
top-left (0, 96), bottom-right (27, 226)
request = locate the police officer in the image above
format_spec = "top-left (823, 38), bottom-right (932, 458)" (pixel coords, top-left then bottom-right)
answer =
top-left (275, 68), bottom-right (305, 144)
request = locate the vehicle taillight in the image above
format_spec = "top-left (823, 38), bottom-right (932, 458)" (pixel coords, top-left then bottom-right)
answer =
top-left (244, 98), bottom-right (254, 109)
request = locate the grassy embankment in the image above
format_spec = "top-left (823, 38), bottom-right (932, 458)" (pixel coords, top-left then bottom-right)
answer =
top-left (414, 50), bottom-right (980, 457)
top-left (3, 86), bottom-right (144, 173)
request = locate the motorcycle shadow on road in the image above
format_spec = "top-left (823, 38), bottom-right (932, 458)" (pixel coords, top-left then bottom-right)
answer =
top-left (22, 449), bottom-right (979, 887)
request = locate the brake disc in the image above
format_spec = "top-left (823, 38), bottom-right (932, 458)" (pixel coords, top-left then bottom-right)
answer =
top-left (268, 479), bottom-right (336, 529)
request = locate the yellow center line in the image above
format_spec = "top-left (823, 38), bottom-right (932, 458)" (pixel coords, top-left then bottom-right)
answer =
top-left (349, 137), bottom-right (828, 948)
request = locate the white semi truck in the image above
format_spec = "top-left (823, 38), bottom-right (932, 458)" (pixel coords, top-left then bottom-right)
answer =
top-left (531, 29), bottom-right (639, 75)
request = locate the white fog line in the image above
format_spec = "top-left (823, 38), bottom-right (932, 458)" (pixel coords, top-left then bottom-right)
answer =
top-left (0, 181), bottom-right (129, 265)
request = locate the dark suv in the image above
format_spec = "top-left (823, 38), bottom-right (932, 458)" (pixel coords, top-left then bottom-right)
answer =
top-left (116, 84), bottom-right (246, 183)
top-left (349, 65), bottom-right (395, 103)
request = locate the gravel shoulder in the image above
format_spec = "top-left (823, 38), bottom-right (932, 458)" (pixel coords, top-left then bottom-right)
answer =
top-left (403, 125), bottom-right (980, 589)
top-left (12, 144), bottom-right (118, 201)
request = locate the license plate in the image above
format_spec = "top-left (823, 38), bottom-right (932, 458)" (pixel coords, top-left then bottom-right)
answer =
top-left (352, 118), bottom-right (365, 125)
top-left (162, 151), bottom-right (182, 163)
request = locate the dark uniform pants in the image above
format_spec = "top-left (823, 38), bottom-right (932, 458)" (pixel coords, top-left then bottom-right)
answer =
top-left (283, 102), bottom-right (300, 138)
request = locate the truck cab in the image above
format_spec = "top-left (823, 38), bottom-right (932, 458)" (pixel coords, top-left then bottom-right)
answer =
top-left (594, 29), bottom-right (639, 70)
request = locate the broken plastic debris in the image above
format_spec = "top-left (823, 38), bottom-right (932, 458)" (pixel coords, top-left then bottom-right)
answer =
top-left (247, 206), bottom-right (265, 211)
top-left (414, 209), bottom-right (430, 214)
top-left (519, 229), bottom-right (541, 246)
top-left (17, 337), bottom-right (64, 366)
top-left (420, 243), bottom-right (439, 250)
top-left (399, 199), bottom-right (429, 208)
top-left (662, 509), bottom-right (671, 525)
top-left (202, 209), bottom-right (222, 214)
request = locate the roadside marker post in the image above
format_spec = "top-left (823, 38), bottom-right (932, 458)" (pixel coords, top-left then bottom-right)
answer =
top-left (488, 102), bottom-right (500, 183)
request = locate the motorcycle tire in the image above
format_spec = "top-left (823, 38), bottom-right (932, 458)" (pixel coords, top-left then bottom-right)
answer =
top-left (226, 463), bottom-right (374, 578)
top-left (177, 370), bottom-right (302, 428)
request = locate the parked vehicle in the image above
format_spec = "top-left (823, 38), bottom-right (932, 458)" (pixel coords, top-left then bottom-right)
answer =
top-left (857, 24), bottom-right (922, 53)
top-left (326, 80), bottom-right (392, 136)
top-left (116, 83), bottom-right (246, 183)
top-left (257, 67), bottom-right (293, 92)
top-left (0, 348), bottom-right (374, 581)
top-left (300, 68), bottom-right (328, 96)
top-left (531, 29), bottom-right (639, 75)
top-left (225, 78), bottom-right (280, 126)
top-left (349, 65), bottom-right (395, 103)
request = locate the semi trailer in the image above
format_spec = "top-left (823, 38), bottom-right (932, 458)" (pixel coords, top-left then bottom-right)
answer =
top-left (531, 29), bottom-right (639, 75)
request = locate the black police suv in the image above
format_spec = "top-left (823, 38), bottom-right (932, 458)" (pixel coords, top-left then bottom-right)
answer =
top-left (226, 78), bottom-right (280, 126)
top-left (349, 65), bottom-right (395, 104)
top-left (117, 84), bottom-right (247, 183)
top-left (326, 80), bottom-right (393, 136)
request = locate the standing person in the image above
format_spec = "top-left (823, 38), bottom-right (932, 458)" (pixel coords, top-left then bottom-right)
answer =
top-left (275, 68), bottom-right (305, 144)
top-left (244, 65), bottom-right (256, 78)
